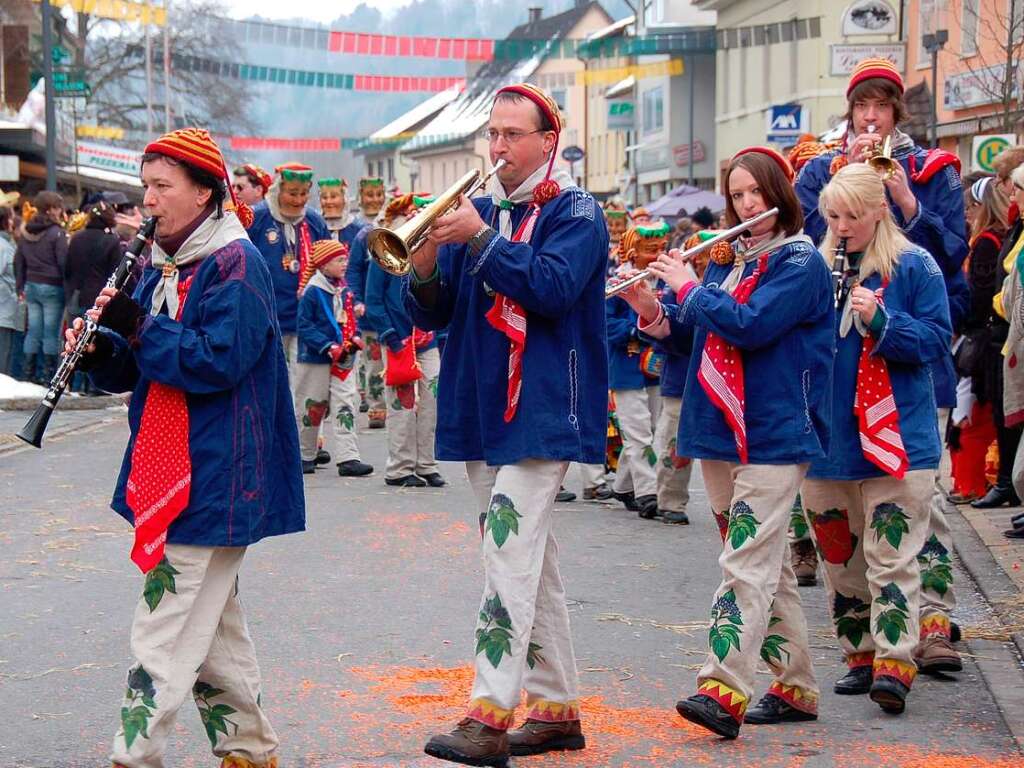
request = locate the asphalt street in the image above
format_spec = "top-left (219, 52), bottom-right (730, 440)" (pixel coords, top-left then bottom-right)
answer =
top-left (0, 412), bottom-right (1022, 767)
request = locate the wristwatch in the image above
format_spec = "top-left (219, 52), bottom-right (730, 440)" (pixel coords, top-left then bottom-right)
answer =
top-left (468, 225), bottom-right (496, 256)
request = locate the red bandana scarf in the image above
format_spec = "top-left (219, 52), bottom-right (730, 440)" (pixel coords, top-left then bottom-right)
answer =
top-left (485, 205), bottom-right (541, 422)
top-left (854, 282), bottom-right (909, 478)
top-left (285, 220), bottom-right (313, 293)
top-left (126, 276), bottom-right (194, 573)
top-left (697, 253), bottom-right (770, 464)
top-left (331, 291), bottom-right (358, 382)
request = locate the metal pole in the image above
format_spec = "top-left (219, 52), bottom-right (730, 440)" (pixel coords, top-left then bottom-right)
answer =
top-left (163, 1), bottom-right (171, 132)
top-left (930, 47), bottom-right (938, 148)
top-left (41, 0), bottom-right (57, 190)
top-left (687, 55), bottom-right (694, 185)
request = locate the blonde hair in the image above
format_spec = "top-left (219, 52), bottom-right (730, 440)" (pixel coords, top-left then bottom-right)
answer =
top-left (971, 176), bottom-right (1010, 241)
top-left (819, 163), bottom-right (912, 283)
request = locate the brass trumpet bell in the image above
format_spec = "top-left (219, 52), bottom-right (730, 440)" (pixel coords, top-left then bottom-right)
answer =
top-left (367, 159), bottom-right (506, 277)
top-left (866, 134), bottom-right (898, 181)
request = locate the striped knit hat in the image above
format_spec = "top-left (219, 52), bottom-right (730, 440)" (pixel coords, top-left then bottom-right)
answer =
top-left (300, 239), bottom-right (349, 293)
top-left (495, 82), bottom-right (564, 206)
top-left (238, 163), bottom-right (272, 193)
top-left (847, 57), bottom-right (904, 97)
top-left (732, 146), bottom-right (795, 183)
top-left (145, 128), bottom-right (253, 228)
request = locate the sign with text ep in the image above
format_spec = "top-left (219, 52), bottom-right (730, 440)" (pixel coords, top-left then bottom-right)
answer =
top-left (972, 134), bottom-right (1016, 173)
top-left (766, 104), bottom-right (808, 143)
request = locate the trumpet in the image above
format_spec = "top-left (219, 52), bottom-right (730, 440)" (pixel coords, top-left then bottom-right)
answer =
top-left (367, 159), bottom-right (506, 276)
top-left (864, 125), bottom-right (898, 181)
top-left (605, 207), bottom-right (780, 298)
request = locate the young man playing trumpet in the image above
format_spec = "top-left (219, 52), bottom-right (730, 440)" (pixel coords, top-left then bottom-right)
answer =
top-left (406, 83), bottom-right (608, 767)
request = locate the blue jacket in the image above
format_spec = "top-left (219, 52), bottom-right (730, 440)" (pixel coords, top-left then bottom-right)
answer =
top-left (405, 188), bottom-right (609, 466)
top-left (809, 247), bottom-right (951, 480)
top-left (345, 224), bottom-right (376, 333)
top-left (296, 278), bottom-right (361, 364)
top-left (668, 238), bottom-right (834, 464)
top-left (246, 202), bottom-right (330, 335)
top-left (646, 293), bottom-right (689, 399)
top-left (796, 143), bottom-right (967, 407)
top-left (366, 260), bottom-right (438, 353)
top-left (607, 293), bottom-right (659, 390)
top-left (330, 220), bottom-right (362, 248)
top-left (89, 235), bottom-right (305, 547)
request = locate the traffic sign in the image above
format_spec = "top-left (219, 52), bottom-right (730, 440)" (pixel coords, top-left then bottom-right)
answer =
top-left (53, 69), bottom-right (91, 98)
top-left (562, 145), bottom-right (585, 163)
top-left (972, 134), bottom-right (1015, 173)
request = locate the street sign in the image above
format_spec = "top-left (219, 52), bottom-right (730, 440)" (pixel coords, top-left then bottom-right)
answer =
top-left (562, 145), bottom-right (585, 163)
top-left (972, 134), bottom-right (1016, 173)
top-left (53, 69), bottom-right (91, 98)
top-left (766, 104), bottom-right (808, 143)
top-left (607, 99), bottom-right (635, 131)
top-left (51, 45), bottom-right (71, 65)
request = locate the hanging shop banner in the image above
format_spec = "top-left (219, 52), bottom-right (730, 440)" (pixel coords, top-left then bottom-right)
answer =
top-left (607, 98), bottom-right (636, 130)
top-left (945, 64), bottom-right (1022, 110)
top-left (829, 43), bottom-right (905, 76)
top-left (76, 141), bottom-right (142, 175)
top-left (840, 1), bottom-right (898, 36)
top-left (31, 0), bottom-right (165, 26)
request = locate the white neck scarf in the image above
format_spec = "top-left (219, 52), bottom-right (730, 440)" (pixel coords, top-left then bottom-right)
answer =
top-left (148, 211), bottom-right (250, 318)
top-left (719, 231), bottom-right (812, 295)
top-left (486, 158), bottom-right (575, 238)
top-left (266, 179), bottom-right (308, 250)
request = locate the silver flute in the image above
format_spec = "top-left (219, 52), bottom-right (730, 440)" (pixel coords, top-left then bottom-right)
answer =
top-left (605, 207), bottom-right (780, 298)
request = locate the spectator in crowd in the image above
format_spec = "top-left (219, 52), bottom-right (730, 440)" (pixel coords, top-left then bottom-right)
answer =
top-left (0, 200), bottom-right (19, 376)
top-left (15, 191), bottom-right (67, 383)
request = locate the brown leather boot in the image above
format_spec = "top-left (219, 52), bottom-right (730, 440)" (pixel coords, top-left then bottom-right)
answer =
top-left (914, 633), bottom-right (963, 675)
top-left (791, 539), bottom-right (818, 587)
top-left (508, 718), bottom-right (586, 756)
top-left (424, 718), bottom-right (510, 767)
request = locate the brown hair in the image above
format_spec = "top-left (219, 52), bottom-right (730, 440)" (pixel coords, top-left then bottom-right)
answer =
top-left (993, 145), bottom-right (1024, 182)
top-left (33, 191), bottom-right (63, 213)
top-left (724, 152), bottom-right (803, 237)
top-left (842, 78), bottom-right (909, 127)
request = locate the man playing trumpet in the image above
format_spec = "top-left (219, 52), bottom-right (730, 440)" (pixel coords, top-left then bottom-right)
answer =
top-left (405, 83), bottom-right (608, 767)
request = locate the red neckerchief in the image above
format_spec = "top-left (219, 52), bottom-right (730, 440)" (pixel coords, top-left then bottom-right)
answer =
top-left (696, 252), bottom-right (770, 463)
top-left (126, 274), bottom-right (194, 573)
top-left (295, 220), bottom-right (312, 294)
top-left (854, 280), bottom-right (909, 478)
top-left (331, 290), bottom-right (357, 382)
top-left (485, 205), bottom-right (540, 422)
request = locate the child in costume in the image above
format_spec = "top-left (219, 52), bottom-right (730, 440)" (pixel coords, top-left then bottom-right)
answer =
top-left (294, 239), bottom-right (373, 478)
top-left (365, 194), bottom-right (445, 488)
top-left (621, 147), bottom-right (831, 739)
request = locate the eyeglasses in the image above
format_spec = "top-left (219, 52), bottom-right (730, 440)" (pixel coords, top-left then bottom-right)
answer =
top-left (482, 128), bottom-right (546, 144)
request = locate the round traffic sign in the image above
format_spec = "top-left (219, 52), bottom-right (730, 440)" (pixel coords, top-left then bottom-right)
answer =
top-left (976, 136), bottom-right (1011, 172)
top-left (562, 145), bottom-right (585, 162)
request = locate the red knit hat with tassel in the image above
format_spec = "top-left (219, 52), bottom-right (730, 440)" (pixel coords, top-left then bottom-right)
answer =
top-left (144, 127), bottom-right (253, 228)
top-left (495, 83), bottom-right (564, 207)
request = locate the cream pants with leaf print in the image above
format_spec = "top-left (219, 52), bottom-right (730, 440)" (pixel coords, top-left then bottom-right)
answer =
top-left (611, 386), bottom-right (659, 499)
top-left (462, 460), bottom-right (580, 730)
top-left (111, 545), bottom-right (277, 768)
top-left (696, 461), bottom-right (819, 722)
top-left (798, 471), bottom-right (934, 689)
top-left (384, 346), bottom-right (440, 479)
top-left (292, 362), bottom-right (362, 464)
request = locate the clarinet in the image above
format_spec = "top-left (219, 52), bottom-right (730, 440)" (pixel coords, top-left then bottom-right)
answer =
top-left (17, 217), bottom-right (157, 448)
top-left (831, 236), bottom-right (850, 309)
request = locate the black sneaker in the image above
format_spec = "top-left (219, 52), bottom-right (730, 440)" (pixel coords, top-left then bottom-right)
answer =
top-left (315, 448), bottom-right (331, 465)
top-left (675, 694), bottom-right (740, 739)
top-left (301, 459), bottom-right (317, 475)
top-left (743, 693), bottom-right (817, 725)
top-left (834, 666), bottom-right (872, 695)
top-left (612, 490), bottom-right (639, 511)
top-left (555, 487), bottom-right (577, 503)
top-left (636, 494), bottom-right (659, 519)
top-left (386, 474), bottom-right (427, 487)
top-left (951, 621), bottom-right (962, 644)
top-left (662, 510), bottom-right (690, 525)
top-left (869, 675), bottom-right (909, 714)
top-left (420, 473), bottom-right (447, 488)
top-left (337, 460), bottom-right (373, 477)
top-left (359, 400), bottom-right (369, 413)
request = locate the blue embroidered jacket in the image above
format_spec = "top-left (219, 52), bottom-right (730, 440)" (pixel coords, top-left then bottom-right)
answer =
top-left (405, 189), bottom-right (609, 466)
top-left (667, 239), bottom-right (834, 464)
top-left (607, 293), bottom-right (659, 390)
top-left (644, 293), bottom-right (689, 399)
top-left (296, 280), bottom-right (360, 364)
top-left (365, 260), bottom-right (438, 353)
top-left (344, 224), bottom-right (376, 334)
top-left (89, 236), bottom-right (305, 546)
top-left (809, 247), bottom-right (950, 480)
top-left (246, 202), bottom-right (330, 335)
top-left (796, 143), bottom-right (968, 406)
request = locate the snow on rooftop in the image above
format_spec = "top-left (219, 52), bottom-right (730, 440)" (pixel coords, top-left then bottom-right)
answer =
top-left (369, 84), bottom-right (465, 140)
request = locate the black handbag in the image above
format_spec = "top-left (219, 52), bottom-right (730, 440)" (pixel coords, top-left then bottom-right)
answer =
top-left (954, 326), bottom-right (991, 378)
